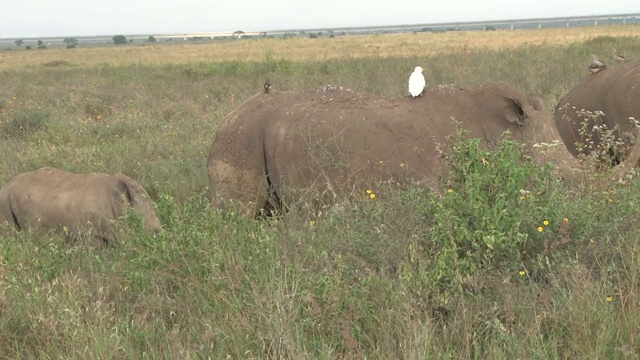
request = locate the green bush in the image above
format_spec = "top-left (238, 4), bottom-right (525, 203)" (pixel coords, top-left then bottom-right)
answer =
top-left (0, 108), bottom-right (49, 138)
top-left (406, 128), bottom-right (567, 298)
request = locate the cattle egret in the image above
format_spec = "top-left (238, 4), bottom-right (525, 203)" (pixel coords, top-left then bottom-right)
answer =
top-left (612, 48), bottom-right (627, 62)
top-left (588, 55), bottom-right (606, 75)
top-left (408, 66), bottom-right (426, 97)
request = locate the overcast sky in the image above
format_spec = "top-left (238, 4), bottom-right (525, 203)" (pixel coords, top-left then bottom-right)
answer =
top-left (2, 0), bottom-right (639, 38)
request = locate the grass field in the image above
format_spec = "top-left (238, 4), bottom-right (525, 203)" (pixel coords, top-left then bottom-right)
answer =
top-left (1, 25), bottom-right (640, 358)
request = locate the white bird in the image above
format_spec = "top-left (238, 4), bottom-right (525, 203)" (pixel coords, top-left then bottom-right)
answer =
top-left (588, 55), bottom-right (606, 75)
top-left (612, 48), bottom-right (627, 62)
top-left (408, 66), bottom-right (426, 97)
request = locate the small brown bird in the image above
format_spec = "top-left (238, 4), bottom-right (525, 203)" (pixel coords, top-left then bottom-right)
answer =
top-left (588, 55), bottom-right (607, 75)
top-left (612, 48), bottom-right (627, 62)
top-left (263, 79), bottom-right (272, 94)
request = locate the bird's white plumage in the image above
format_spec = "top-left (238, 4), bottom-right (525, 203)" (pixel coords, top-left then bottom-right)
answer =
top-left (408, 66), bottom-right (426, 97)
top-left (612, 48), bottom-right (627, 62)
top-left (588, 55), bottom-right (606, 74)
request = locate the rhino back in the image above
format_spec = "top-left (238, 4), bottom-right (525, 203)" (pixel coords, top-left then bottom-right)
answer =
top-left (555, 61), bottom-right (640, 156)
top-left (9, 169), bottom-right (117, 233)
top-left (261, 83), bottom-right (554, 195)
top-left (209, 83), bottom-right (573, 216)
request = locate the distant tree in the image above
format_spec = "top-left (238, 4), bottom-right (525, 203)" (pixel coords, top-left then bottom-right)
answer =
top-left (485, 26), bottom-right (496, 31)
top-left (146, 36), bottom-right (157, 42)
top-left (37, 40), bottom-right (43, 46)
top-left (232, 30), bottom-right (245, 38)
top-left (63, 38), bottom-right (78, 45)
top-left (66, 44), bottom-right (77, 49)
top-left (112, 35), bottom-right (127, 45)
top-left (14, 39), bottom-right (24, 46)
top-left (309, 33), bottom-right (318, 39)
top-left (25, 45), bottom-right (31, 50)
top-left (38, 45), bottom-right (47, 49)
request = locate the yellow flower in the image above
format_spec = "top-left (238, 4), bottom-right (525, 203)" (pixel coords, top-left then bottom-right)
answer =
top-left (519, 270), bottom-right (526, 276)
top-left (366, 189), bottom-right (372, 194)
top-left (309, 220), bottom-right (316, 226)
top-left (608, 198), bottom-right (613, 203)
top-left (519, 196), bottom-right (525, 201)
top-left (537, 227), bottom-right (543, 232)
top-left (447, 189), bottom-right (453, 193)
top-left (63, 226), bottom-right (69, 235)
top-left (543, 220), bottom-right (549, 226)
top-left (606, 295), bottom-right (613, 302)
top-left (400, 162), bottom-right (406, 168)
top-left (563, 217), bottom-right (569, 223)
top-left (369, 193), bottom-right (376, 199)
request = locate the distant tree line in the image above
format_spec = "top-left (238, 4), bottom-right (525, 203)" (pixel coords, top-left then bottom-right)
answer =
top-left (113, 35), bottom-right (127, 45)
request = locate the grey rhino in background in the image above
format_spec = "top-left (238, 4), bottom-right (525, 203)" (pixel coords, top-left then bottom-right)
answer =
top-left (0, 167), bottom-right (161, 240)
top-left (208, 82), bottom-right (578, 218)
top-left (555, 59), bottom-right (640, 168)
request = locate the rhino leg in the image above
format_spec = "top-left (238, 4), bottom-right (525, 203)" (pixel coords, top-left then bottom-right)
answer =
top-left (208, 159), bottom-right (269, 218)
top-left (615, 133), bottom-right (640, 178)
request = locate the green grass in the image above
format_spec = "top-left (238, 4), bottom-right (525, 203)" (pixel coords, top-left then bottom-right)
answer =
top-left (0, 34), bottom-right (639, 358)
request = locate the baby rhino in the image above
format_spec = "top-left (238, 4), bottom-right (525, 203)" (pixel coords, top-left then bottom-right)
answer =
top-left (0, 167), bottom-right (161, 240)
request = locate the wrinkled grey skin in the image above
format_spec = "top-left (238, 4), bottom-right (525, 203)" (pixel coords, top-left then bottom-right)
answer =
top-left (209, 83), bottom-right (578, 218)
top-left (0, 167), bottom-right (161, 239)
top-left (555, 60), bottom-right (640, 168)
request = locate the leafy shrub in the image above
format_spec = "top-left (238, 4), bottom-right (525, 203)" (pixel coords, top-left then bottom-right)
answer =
top-left (411, 128), bottom-right (565, 298)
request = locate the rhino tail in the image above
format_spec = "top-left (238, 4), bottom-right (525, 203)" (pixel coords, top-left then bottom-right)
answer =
top-left (0, 189), bottom-right (20, 230)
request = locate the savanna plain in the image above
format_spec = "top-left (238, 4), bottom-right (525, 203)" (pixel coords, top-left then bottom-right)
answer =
top-left (1, 25), bottom-right (640, 359)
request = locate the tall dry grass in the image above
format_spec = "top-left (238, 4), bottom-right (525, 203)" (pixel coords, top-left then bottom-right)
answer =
top-left (1, 24), bottom-right (639, 70)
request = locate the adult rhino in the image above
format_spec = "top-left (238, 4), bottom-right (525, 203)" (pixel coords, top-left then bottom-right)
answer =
top-left (0, 167), bottom-right (162, 239)
top-left (555, 60), bottom-right (640, 167)
top-left (209, 83), bottom-right (576, 218)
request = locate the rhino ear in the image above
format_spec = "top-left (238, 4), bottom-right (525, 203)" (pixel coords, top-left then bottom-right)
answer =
top-left (528, 95), bottom-right (546, 112)
top-left (503, 96), bottom-right (528, 126)
top-left (115, 174), bottom-right (147, 205)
